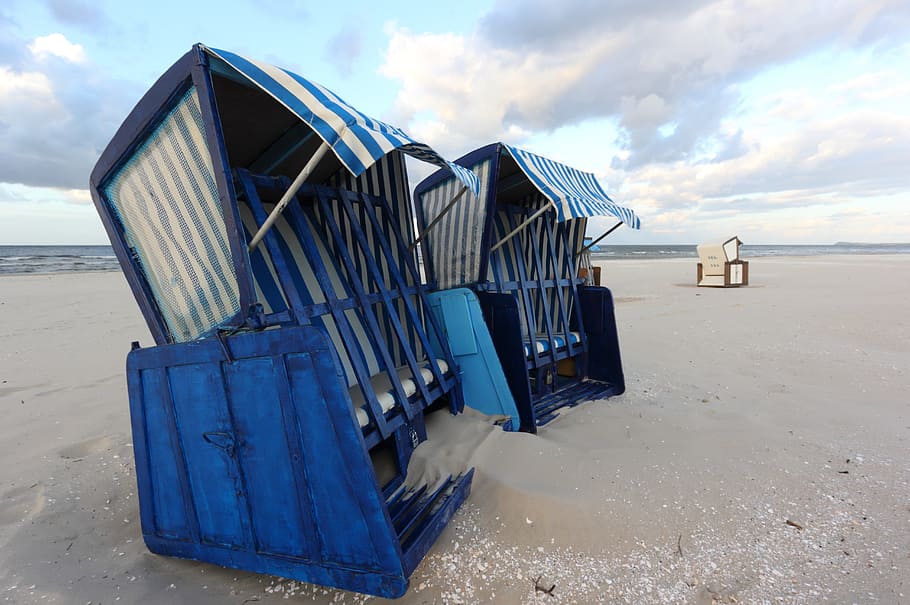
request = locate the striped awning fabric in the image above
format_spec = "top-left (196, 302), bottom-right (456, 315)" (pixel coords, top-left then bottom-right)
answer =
top-left (204, 45), bottom-right (480, 195)
top-left (503, 144), bottom-right (640, 227)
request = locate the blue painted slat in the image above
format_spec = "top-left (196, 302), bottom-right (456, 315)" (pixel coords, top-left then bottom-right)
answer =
top-left (309, 189), bottom-right (416, 421)
top-left (140, 367), bottom-right (196, 540)
top-left (395, 476), bottom-right (452, 539)
top-left (237, 170), bottom-right (310, 316)
top-left (400, 469), bottom-right (474, 575)
top-left (270, 354), bottom-right (323, 553)
top-left (240, 221), bottom-right (290, 315)
top-left (330, 190), bottom-right (432, 411)
top-left (126, 361), bottom-right (157, 536)
top-left (384, 485), bottom-right (409, 515)
top-left (224, 358), bottom-right (309, 557)
top-left (364, 191), bottom-right (456, 404)
top-left (503, 208), bottom-right (544, 374)
top-left (389, 484), bottom-right (428, 528)
top-left (278, 189), bottom-right (394, 439)
top-left (168, 363), bottom-right (249, 548)
top-left (125, 322), bottom-right (472, 597)
top-left (556, 219), bottom-right (589, 360)
top-left (521, 205), bottom-right (558, 382)
top-left (284, 352), bottom-right (399, 571)
top-left (542, 218), bottom-right (573, 354)
top-left (238, 172), bottom-right (394, 440)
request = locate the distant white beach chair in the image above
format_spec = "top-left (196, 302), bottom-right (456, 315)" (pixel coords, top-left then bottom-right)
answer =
top-left (697, 236), bottom-right (749, 287)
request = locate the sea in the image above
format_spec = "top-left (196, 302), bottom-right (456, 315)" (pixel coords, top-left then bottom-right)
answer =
top-left (590, 242), bottom-right (910, 260)
top-left (0, 245), bottom-right (121, 275)
top-left (1, 243), bottom-right (909, 275)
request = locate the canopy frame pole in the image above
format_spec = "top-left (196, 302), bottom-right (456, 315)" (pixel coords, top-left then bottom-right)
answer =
top-left (576, 221), bottom-right (623, 257)
top-left (490, 203), bottom-right (553, 253)
top-left (408, 185), bottom-right (468, 252)
top-left (247, 141), bottom-right (330, 252)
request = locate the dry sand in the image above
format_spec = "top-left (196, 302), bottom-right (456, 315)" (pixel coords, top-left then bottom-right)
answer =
top-left (1, 256), bottom-right (908, 604)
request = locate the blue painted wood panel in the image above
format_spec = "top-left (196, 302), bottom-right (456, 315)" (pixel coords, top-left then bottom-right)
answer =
top-left (126, 325), bottom-right (460, 597)
top-left (285, 352), bottom-right (399, 570)
top-left (579, 286), bottom-right (626, 393)
top-left (223, 358), bottom-right (312, 558)
top-left (426, 289), bottom-right (518, 428)
top-left (140, 368), bottom-right (193, 539)
top-left (168, 363), bottom-right (247, 548)
top-left (438, 292), bottom-right (478, 356)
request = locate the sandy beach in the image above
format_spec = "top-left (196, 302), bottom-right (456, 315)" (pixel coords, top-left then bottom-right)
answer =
top-left (1, 255), bottom-right (908, 604)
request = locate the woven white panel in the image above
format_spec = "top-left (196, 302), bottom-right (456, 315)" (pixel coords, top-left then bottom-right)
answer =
top-left (418, 158), bottom-right (491, 290)
top-left (105, 87), bottom-right (239, 342)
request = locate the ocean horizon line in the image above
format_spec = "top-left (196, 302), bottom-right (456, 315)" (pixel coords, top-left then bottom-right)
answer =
top-left (2, 242), bottom-right (910, 275)
top-left (3, 241), bottom-right (910, 247)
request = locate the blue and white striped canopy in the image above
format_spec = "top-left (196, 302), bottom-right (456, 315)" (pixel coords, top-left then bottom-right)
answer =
top-left (503, 144), bottom-right (640, 227)
top-left (204, 46), bottom-right (480, 196)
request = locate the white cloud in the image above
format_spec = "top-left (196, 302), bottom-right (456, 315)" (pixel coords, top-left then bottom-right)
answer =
top-left (380, 24), bottom-right (585, 156)
top-left (827, 70), bottom-right (910, 103)
top-left (383, 1), bottom-right (908, 164)
top-left (380, 0), bottom-right (910, 242)
top-left (0, 183), bottom-right (91, 205)
top-left (0, 32), bottom-right (137, 190)
top-left (0, 66), bottom-right (57, 109)
top-left (62, 188), bottom-right (92, 204)
top-left (28, 33), bottom-right (86, 64)
top-left (625, 112), bottom-right (909, 197)
top-left (607, 105), bottom-right (910, 245)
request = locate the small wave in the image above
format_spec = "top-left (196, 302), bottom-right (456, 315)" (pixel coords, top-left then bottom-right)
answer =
top-left (0, 246), bottom-right (120, 274)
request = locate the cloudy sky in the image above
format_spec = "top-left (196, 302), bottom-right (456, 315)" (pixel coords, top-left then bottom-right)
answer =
top-left (1, 0), bottom-right (908, 244)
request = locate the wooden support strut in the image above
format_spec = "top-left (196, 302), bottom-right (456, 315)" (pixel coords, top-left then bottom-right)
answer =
top-left (247, 141), bottom-right (330, 252)
top-left (409, 185), bottom-right (468, 252)
top-left (576, 221), bottom-right (623, 257)
top-left (490, 203), bottom-right (553, 253)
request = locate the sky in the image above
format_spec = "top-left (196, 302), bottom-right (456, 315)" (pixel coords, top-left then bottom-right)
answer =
top-left (1, 0), bottom-right (908, 245)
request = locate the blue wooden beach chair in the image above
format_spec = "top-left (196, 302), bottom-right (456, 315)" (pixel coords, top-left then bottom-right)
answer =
top-left (414, 143), bottom-right (641, 431)
top-left (88, 44), bottom-right (480, 598)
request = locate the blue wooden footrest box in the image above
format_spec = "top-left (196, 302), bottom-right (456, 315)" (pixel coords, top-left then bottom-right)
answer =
top-left (127, 326), bottom-right (473, 598)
